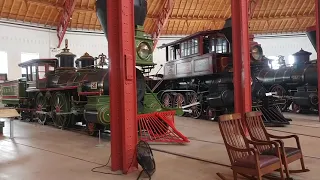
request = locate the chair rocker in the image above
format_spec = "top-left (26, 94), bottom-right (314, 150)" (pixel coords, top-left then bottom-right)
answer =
top-left (218, 113), bottom-right (285, 180)
top-left (245, 111), bottom-right (310, 180)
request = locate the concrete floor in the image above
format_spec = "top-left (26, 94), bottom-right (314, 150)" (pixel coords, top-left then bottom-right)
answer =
top-left (0, 113), bottom-right (319, 180)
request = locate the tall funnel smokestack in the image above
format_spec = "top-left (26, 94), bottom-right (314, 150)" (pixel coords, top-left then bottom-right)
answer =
top-left (96, 0), bottom-right (148, 39)
top-left (306, 26), bottom-right (317, 52)
top-left (221, 18), bottom-right (232, 43)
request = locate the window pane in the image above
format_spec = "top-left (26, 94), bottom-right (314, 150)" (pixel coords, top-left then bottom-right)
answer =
top-left (0, 51), bottom-right (8, 74)
top-left (211, 38), bottom-right (215, 52)
top-left (32, 66), bottom-right (36, 80)
top-left (181, 43), bottom-right (184, 57)
top-left (194, 38), bottom-right (198, 54)
top-left (21, 52), bottom-right (40, 75)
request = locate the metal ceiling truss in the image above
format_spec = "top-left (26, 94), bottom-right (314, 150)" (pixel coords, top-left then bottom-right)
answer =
top-left (151, 0), bottom-right (174, 50)
top-left (57, 0), bottom-right (76, 48)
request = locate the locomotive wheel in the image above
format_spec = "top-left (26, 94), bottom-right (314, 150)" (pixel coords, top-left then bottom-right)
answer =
top-left (87, 122), bottom-right (97, 136)
top-left (35, 92), bottom-right (47, 125)
top-left (174, 93), bottom-right (185, 116)
top-left (188, 92), bottom-right (202, 119)
top-left (174, 93), bottom-right (185, 108)
top-left (51, 92), bottom-right (71, 129)
top-left (292, 103), bottom-right (301, 114)
top-left (161, 93), bottom-right (172, 108)
top-left (87, 122), bottom-right (104, 136)
top-left (206, 107), bottom-right (217, 121)
top-left (270, 85), bottom-right (288, 111)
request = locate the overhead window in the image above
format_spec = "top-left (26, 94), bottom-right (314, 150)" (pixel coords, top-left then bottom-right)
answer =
top-left (0, 51), bottom-right (8, 74)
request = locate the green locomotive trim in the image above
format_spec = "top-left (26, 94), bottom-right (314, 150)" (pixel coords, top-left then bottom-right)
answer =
top-left (1, 99), bottom-right (19, 105)
top-left (2, 86), bottom-right (18, 96)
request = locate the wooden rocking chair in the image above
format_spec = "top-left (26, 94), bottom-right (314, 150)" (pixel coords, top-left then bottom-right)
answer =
top-left (218, 113), bottom-right (285, 180)
top-left (245, 111), bottom-right (310, 180)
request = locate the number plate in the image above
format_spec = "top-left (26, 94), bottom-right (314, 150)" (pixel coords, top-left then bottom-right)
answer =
top-left (91, 82), bottom-right (98, 89)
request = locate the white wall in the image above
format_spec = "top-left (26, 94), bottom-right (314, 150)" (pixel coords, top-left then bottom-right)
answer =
top-left (254, 34), bottom-right (317, 64)
top-left (1, 21), bottom-right (317, 81)
top-left (0, 22), bottom-right (182, 80)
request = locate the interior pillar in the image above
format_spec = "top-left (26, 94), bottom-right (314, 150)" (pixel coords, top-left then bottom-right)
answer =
top-left (231, 0), bottom-right (252, 131)
top-left (316, 0), bottom-right (320, 122)
top-left (107, 0), bottom-right (138, 173)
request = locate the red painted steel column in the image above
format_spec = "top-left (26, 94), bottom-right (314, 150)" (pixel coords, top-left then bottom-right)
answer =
top-left (240, 0), bottom-right (252, 113)
top-left (231, 0), bottom-right (243, 115)
top-left (316, 0), bottom-right (320, 122)
top-left (107, 0), bottom-right (138, 173)
top-left (232, 0), bottom-right (251, 132)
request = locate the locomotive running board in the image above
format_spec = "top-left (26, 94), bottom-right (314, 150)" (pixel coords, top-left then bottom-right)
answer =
top-left (137, 110), bottom-right (190, 144)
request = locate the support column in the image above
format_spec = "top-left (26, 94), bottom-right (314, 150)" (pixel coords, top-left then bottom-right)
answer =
top-left (107, 0), bottom-right (138, 173)
top-left (240, 0), bottom-right (252, 113)
top-left (231, 0), bottom-right (243, 114)
top-left (231, 0), bottom-right (252, 130)
top-left (316, 0), bottom-right (320, 122)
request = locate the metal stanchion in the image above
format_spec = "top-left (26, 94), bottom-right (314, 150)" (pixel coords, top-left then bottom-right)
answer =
top-left (9, 119), bottom-right (13, 139)
top-left (96, 130), bottom-right (105, 147)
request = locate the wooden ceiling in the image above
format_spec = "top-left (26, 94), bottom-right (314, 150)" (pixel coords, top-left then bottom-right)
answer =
top-left (0, 0), bottom-right (316, 35)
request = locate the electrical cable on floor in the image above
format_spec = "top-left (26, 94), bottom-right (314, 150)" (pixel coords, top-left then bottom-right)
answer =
top-left (90, 146), bottom-right (137, 176)
top-left (90, 155), bottom-right (122, 175)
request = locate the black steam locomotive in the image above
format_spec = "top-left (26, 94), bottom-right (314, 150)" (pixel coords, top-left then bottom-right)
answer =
top-left (146, 19), bottom-right (291, 126)
top-left (253, 26), bottom-right (318, 114)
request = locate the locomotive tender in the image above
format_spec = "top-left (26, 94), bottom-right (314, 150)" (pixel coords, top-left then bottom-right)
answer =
top-left (147, 19), bottom-right (290, 126)
top-left (0, 0), bottom-right (159, 135)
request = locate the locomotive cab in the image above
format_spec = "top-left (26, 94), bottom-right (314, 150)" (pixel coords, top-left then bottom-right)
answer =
top-left (160, 30), bottom-right (232, 80)
top-left (18, 59), bottom-right (57, 90)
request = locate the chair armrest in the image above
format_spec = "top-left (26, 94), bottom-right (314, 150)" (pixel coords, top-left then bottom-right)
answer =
top-left (247, 139), bottom-right (279, 148)
top-left (268, 133), bottom-right (301, 149)
top-left (268, 133), bottom-right (297, 140)
top-left (226, 144), bottom-right (257, 154)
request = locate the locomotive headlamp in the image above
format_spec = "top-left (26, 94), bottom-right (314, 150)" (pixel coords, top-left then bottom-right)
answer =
top-left (251, 45), bottom-right (263, 61)
top-left (137, 42), bottom-right (152, 60)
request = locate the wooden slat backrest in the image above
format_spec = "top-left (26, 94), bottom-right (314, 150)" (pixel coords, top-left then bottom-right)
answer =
top-left (245, 111), bottom-right (272, 153)
top-left (218, 113), bottom-right (251, 165)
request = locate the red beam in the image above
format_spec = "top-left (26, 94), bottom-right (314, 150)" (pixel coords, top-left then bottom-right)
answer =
top-left (107, 0), bottom-right (138, 173)
top-left (316, 0), bottom-right (320, 122)
top-left (232, 0), bottom-right (251, 133)
top-left (151, 0), bottom-right (174, 50)
top-left (56, 0), bottom-right (76, 48)
top-left (249, 0), bottom-right (259, 19)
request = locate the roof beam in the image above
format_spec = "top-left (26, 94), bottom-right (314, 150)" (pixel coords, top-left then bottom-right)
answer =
top-left (148, 14), bottom-right (315, 23)
top-left (56, 0), bottom-right (76, 48)
top-left (25, 0), bottom-right (95, 12)
top-left (249, 0), bottom-right (259, 19)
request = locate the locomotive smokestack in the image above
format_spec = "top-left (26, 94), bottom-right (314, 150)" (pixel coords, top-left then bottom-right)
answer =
top-left (55, 39), bottom-right (76, 69)
top-left (221, 18), bottom-right (232, 43)
top-left (306, 26), bottom-right (317, 52)
top-left (96, 0), bottom-right (148, 39)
